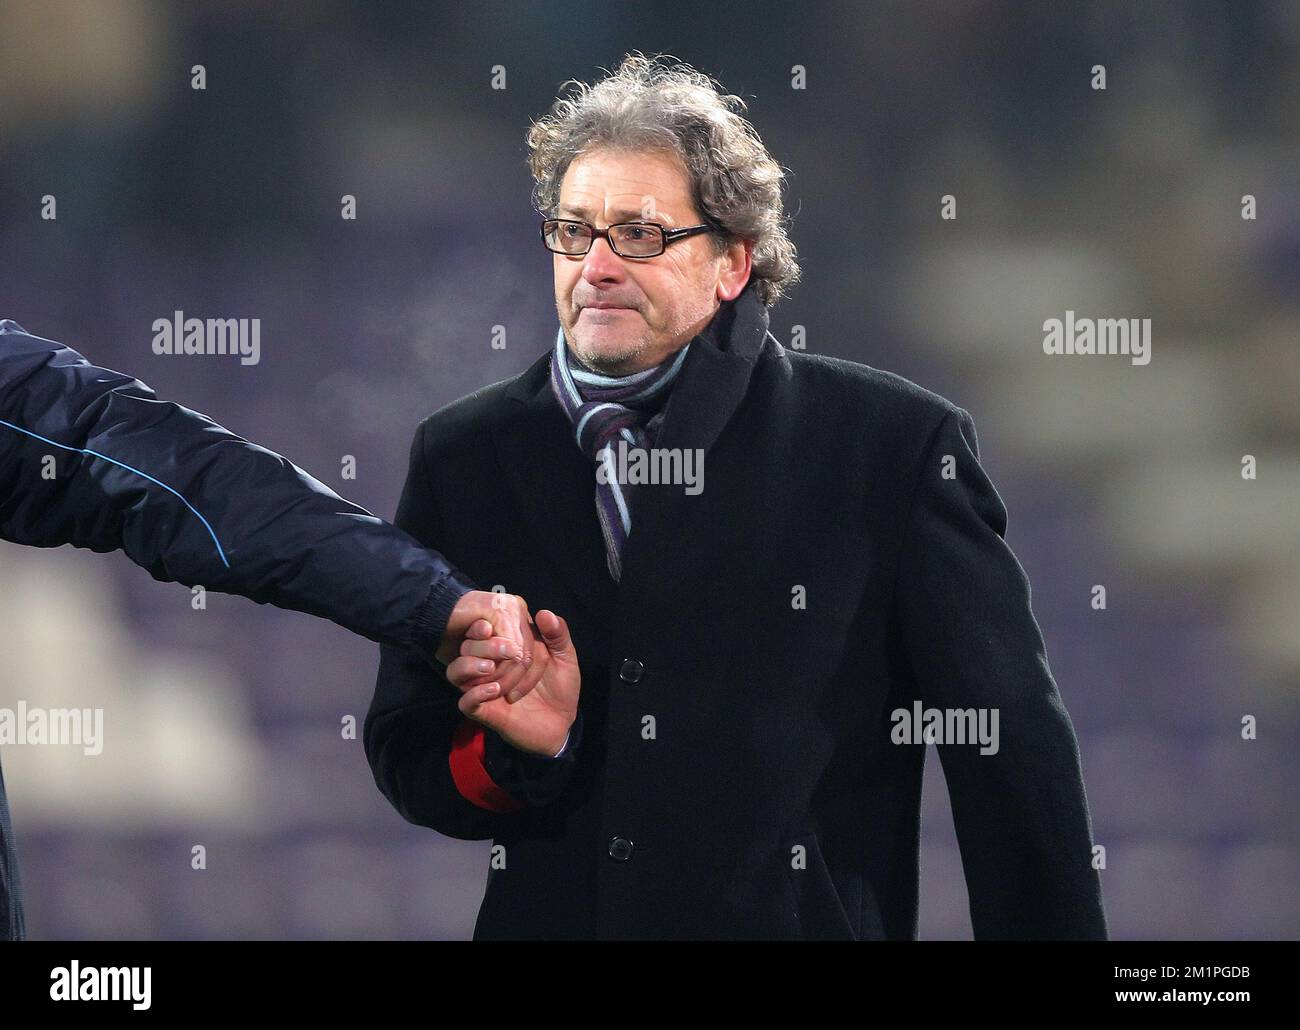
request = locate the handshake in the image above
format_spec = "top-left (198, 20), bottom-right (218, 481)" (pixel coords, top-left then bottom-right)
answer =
top-left (434, 591), bottom-right (581, 758)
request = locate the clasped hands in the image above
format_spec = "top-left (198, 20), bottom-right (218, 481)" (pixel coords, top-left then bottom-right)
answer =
top-left (435, 591), bottom-right (580, 757)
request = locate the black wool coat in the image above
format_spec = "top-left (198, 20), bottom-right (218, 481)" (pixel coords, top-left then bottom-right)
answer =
top-left (364, 282), bottom-right (1108, 940)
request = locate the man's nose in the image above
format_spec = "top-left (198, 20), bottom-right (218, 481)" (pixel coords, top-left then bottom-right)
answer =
top-left (581, 233), bottom-right (626, 284)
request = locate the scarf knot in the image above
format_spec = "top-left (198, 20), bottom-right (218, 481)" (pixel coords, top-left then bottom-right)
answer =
top-left (548, 328), bottom-right (691, 581)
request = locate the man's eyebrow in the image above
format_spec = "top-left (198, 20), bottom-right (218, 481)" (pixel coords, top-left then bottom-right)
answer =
top-left (555, 205), bottom-right (675, 224)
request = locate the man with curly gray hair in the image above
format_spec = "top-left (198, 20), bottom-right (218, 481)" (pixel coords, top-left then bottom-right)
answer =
top-left (516, 52), bottom-right (796, 387)
top-left (366, 52), bottom-right (1107, 941)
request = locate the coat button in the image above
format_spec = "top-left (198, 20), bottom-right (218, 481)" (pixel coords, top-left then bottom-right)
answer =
top-left (607, 836), bottom-right (634, 862)
top-left (618, 658), bottom-right (644, 683)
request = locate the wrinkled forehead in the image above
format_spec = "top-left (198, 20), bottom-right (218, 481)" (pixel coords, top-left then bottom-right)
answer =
top-left (557, 149), bottom-right (697, 224)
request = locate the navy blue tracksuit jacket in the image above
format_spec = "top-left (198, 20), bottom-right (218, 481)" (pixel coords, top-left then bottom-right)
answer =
top-left (0, 319), bottom-right (474, 939)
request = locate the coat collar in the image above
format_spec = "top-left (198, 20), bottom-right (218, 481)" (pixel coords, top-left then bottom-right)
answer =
top-left (495, 281), bottom-right (775, 621)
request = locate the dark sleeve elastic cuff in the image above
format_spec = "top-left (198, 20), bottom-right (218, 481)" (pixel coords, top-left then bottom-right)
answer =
top-left (408, 568), bottom-right (479, 667)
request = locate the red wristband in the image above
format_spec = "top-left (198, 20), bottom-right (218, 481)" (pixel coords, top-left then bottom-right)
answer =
top-left (449, 718), bottom-right (526, 813)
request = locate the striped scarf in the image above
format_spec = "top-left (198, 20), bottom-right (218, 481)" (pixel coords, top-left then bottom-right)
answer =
top-left (548, 327), bottom-right (691, 582)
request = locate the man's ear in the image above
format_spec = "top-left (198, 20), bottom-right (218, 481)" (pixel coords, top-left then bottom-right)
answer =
top-left (718, 238), bottom-right (753, 301)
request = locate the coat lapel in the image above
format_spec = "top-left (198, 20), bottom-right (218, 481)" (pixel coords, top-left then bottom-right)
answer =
top-left (614, 284), bottom-right (773, 607)
top-left (494, 351), bottom-right (617, 622)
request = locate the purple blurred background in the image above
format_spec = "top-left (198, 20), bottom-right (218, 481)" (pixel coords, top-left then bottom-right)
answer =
top-left (0, 1), bottom-right (1296, 939)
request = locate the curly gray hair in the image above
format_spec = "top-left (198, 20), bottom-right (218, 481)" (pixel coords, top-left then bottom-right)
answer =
top-left (526, 52), bottom-right (801, 307)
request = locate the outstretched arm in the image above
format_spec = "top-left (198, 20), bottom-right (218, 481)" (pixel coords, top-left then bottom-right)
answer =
top-left (0, 318), bottom-right (531, 667)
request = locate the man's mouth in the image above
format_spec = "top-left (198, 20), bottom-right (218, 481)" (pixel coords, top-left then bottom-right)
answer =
top-left (579, 305), bottom-right (637, 320)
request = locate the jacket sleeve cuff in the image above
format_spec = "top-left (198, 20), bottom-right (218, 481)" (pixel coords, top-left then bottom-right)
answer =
top-left (480, 708), bottom-right (584, 807)
top-left (407, 568), bottom-right (479, 668)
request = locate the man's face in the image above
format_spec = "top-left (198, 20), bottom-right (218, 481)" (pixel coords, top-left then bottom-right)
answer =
top-left (552, 147), bottom-right (751, 376)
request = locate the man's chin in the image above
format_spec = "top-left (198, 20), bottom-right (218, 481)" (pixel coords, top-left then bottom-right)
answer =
top-left (571, 336), bottom-right (645, 374)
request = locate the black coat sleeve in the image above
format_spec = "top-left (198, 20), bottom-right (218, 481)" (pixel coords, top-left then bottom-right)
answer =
top-left (482, 705), bottom-right (584, 806)
top-left (364, 417), bottom-right (580, 840)
top-left (0, 319), bottom-right (472, 663)
top-left (892, 405), bottom-right (1108, 940)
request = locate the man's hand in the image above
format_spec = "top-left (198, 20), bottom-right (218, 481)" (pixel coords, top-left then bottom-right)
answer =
top-left (445, 610), bottom-right (580, 757)
top-left (435, 590), bottom-right (535, 697)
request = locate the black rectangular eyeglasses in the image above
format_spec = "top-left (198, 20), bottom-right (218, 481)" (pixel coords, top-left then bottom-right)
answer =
top-left (541, 218), bottom-right (715, 258)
